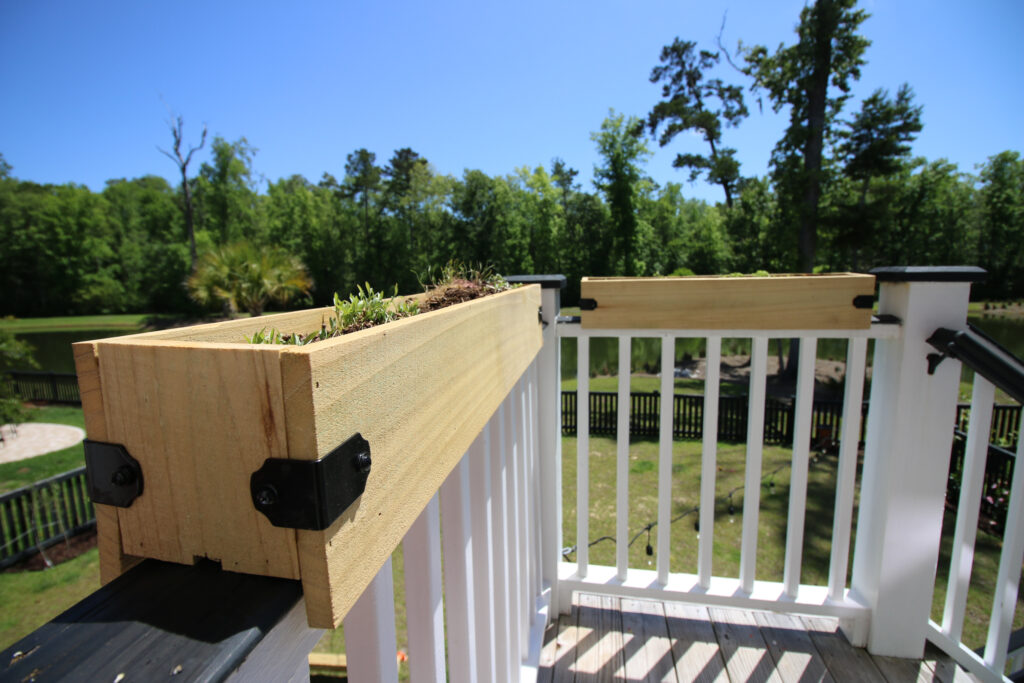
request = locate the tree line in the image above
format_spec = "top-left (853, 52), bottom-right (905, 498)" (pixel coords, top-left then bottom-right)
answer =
top-left (1, 0), bottom-right (1021, 318)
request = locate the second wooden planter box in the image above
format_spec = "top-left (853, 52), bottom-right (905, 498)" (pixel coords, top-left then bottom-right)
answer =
top-left (74, 285), bottom-right (542, 627)
top-left (580, 273), bottom-right (876, 330)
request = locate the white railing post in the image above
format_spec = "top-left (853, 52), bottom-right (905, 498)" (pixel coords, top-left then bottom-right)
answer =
top-left (848, 266), bottom-right (984, 658)
top-left (508, 275), bottom-right (566, 617)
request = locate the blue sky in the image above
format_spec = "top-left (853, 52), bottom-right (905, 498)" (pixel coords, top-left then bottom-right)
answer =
top-left (1, 0), bottom-right (1021, 204)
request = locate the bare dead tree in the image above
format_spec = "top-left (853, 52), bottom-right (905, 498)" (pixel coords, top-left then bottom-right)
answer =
top-left (159, 115), bottom-right (207, 271)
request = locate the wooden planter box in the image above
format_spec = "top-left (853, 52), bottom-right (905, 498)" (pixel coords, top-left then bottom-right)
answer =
top-left (73, 285), bottom-right (542, 628)
top-left (580, 273), bottom-right (876, 330)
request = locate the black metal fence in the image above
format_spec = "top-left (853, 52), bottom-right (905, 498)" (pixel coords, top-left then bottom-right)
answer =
top-left (561, 391), bottom-right (869, 446)
top-left (562, 390), bottom-right (1019, 450)
top-left (0, 467), bottom-right (95, 569)
top-left (5, 371), bottom-right (82, 404)
top-left (948, 429), bottom-right (1016, 534)
top-left (955, 403), bottom-right (1021, 449)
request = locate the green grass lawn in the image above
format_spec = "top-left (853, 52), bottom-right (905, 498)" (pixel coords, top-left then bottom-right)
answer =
top-left (0, 314), bottom-right (154, 333)
top-left (0, 546), bottom-right (100, 649)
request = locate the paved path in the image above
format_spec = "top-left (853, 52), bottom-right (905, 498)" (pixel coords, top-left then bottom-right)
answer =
top-left (0, 423), bottom-right (86, 464)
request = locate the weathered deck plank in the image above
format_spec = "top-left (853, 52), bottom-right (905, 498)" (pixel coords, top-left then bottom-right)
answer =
top-left (753, 609), bottom-right (834, 683)
top-left (663, 602), bottom-right (729, 683)
top-left (709, 606), bottom-right (784, 683)
top-left (574, 592), bottom-right (624, 682)
top-left (800, 615), bottom-right (886, 683)
top-left (619, 597), bottom-right (676, 682)
top-left (538, 593), bottom-right (978, 683)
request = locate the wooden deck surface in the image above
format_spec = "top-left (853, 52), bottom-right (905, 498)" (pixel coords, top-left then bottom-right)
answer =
top-left (538, 592), bottom-right (979, 683)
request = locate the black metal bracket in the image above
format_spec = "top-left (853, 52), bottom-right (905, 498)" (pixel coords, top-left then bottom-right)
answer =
top-left (926, 352), bottom-right (947, 375)
top-left (84, 440), bottom-right (144, 508)
top-left (250, 433), bottom-right (371, 531)
top-left (579, 298), bottom-right (597, 311)
top-left (852, 294), bottom-right (874, 309)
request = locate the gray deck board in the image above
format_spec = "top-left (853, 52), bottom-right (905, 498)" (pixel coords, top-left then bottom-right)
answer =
top-left (537, 592), bottom-right (978, 683)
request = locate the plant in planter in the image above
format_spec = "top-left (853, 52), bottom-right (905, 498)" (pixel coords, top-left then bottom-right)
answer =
top-left (73, 268), bottom-right (542, 628)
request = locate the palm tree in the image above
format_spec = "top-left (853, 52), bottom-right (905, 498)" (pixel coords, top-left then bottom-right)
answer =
top-left (186, 242), bottom-right (313, 316)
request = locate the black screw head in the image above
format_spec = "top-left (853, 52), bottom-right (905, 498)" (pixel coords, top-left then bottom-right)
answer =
top-left (354, 451), bottom-right (372, 474)
top-left (111, 466), bottom-right (135, 487)
top-left (255, 486), bottom-right (278, 507)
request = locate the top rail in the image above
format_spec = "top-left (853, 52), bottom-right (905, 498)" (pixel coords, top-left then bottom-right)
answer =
top-left (927, 324), bottom-right (1024, 403)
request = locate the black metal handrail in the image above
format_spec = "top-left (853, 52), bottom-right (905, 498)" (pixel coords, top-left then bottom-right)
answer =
top-left (927, 324), bottom-right (1024, 404)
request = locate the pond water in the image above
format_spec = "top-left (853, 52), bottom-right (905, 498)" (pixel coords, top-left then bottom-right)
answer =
top-left (560, 315), bottom-right (1023, 382)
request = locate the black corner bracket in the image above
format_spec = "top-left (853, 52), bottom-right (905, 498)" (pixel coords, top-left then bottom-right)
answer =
top-left (250, 433), bottom-right (371, 531)
top-left (84, 440), bottom-right (144, 508)
top-left (852, 294), bottom-right (874, 309)
top-left (579, 298), bottom-right (598, 311)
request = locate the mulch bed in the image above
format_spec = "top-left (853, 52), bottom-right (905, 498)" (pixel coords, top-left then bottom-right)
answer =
top-left (2, 529), bottom-right (97, 573)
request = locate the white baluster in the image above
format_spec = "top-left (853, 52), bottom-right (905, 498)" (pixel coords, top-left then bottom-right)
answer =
top-left (740, 337), bottom-right (768, 593)
top-left (828, 337), bottom-right (868, 601)
top-left (403, 495), bottom-right (446, 683)
top-left (983, 412), bottom-right (1024, 673)
top-left (698, 336), bottom-right (722, 589)
top-left (577, 335), bottom-right (590, 577)
top-left (344, 558), bottom-right (399, 683)
top-left (942, 376), bottom-right (995, 642)
top-left (657, 334), bottom-right (675, 585)
top-left (440, 455), bottom-right (478, 682)
top-left (617, 336), bottom-right (631, 580)
top-left (468, 427), bottom-right (497, 683)
top-left (784, 337), bottom-right (817, 597)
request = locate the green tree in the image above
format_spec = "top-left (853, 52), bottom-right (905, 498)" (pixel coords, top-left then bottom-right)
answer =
top-left (186, 242), bottom-right (313, 316)
top-left (645, 39), bottom-right (748, 207)
top-left (743, 0), bottom-right (870, 272)
top-left (195, 137), bottom-right (262, 244)
top-left (449, 170), bottom-right (529, 273)
top-left (834, 84), bottom-right (922, 267)
top-left (103, 175), bottom-right (191, 311)
top-left (0, 323), bottom-right (36, 426)
top-left (344, 149), bottom-right (383, 280)
top-left (266, 174), bottom-right (349, 305)
top-left (592, 111), bottom-right (652, 276)
top-left (977, 151), bottom-right (1024, 297)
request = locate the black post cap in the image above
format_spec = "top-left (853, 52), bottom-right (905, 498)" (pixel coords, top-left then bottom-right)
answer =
top-left (869, 266), bottom-right (987, 283)
top-left (504, 274), bottom-right (567, 290)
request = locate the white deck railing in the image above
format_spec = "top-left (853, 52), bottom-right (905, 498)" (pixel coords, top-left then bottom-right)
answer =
top-left (341, 268), bottom-right (1021, 683)
top-left (554, 322), bottom-right (892, 635)
top-left (926, 364), bottom-right (1024, 682)
top-left (344, 358), bottom-right (551, 683)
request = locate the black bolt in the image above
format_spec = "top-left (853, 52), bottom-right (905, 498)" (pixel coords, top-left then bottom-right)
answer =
top-left (111, 466), bottom-right (135, 487)
top-left (354, 451), bottom-right (372, 474)
top-left (255, 486), bottom-right (277, 507)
